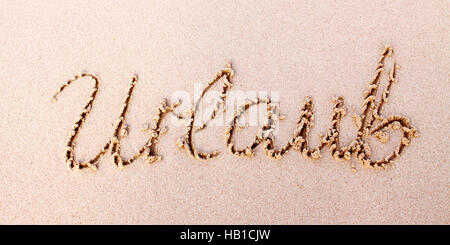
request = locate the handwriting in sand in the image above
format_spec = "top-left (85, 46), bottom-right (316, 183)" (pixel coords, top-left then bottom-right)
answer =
top-left (52, 46), bottom-right (419, 171)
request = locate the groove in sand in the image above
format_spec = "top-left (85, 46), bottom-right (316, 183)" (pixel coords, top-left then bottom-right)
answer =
top-left (52, 45), bottom-right (419, 172)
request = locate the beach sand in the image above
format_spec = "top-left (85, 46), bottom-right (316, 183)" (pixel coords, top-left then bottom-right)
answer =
top-left (0, 0), bottom-right (448, 224)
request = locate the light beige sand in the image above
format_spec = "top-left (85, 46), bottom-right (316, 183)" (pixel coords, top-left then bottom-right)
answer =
top-left (0, 0), bottom-right (448, 224)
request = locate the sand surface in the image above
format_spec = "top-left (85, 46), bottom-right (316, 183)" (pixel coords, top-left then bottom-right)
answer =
top-left (0, 0), bottom-right (448, 224)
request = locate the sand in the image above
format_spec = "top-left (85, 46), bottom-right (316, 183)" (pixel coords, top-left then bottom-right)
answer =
top-left (0, 0), bottom-right (448, 224)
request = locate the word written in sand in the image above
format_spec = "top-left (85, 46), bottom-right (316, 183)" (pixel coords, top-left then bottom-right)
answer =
top-left (52, 45), bottom-right (419, 172)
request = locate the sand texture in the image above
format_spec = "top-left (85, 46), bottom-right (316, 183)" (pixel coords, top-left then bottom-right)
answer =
top-left (0, 0), bottom-right (448, 224)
